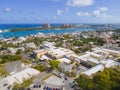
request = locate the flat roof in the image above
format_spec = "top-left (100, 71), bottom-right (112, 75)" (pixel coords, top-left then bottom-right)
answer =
top-left (83, 64), bottom-right (104, 76)
top-left (58, 58), bottom-right (71, 64)
top-left (0, 68), bottom-right (40, 86)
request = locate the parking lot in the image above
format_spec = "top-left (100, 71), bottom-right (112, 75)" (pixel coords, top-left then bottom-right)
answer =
top-left (30, 74), bottom-right (74, 90)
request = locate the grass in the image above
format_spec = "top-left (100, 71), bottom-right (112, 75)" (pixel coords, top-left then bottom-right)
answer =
top-left (13, 77), bottom-right (34, 90)
top-left (22, 59), bottom-right (32, 64)
top-left (0, 64), bottom-right (9, 77)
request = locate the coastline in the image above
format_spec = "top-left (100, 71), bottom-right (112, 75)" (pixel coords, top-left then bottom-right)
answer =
top-left (0, 24), bottom-right (119, 38)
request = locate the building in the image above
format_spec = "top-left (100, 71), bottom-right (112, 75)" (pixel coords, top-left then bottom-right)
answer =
top-left (42, 23), bottom-right (51, 29)
top-left (58, 58), bottom-right (71, 64)
top-left (18, 37), bottom-right (26, 42)
top-left (102, 49), bottom-right (120, 56)
top-left (0, 68), bottom-right (40, 87)
top-left (78, 53), bottom-right (100, 64)
top-left (33, 49), bottom-right (49, 58)
top-left (100, 60), bottom-right (119, 68)
top-left (48, 47), bottom-right (75, 59)
top-left (59, 62), bottom-right (74, 73)
top-left (83, 64), bottom-right (104, 76)
top-left (61, 24), bottom-right (72, 28)
top-left (16, 47), bottom-right (25, 52)
top-left (25, 43), bottom-right (36, 49)
top-left (7, 48), bottom-right (16, 54)
top-left (42, 41), bottom-right (56, 50)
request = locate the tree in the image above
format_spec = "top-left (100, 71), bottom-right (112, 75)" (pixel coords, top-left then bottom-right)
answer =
top-left (0, 54), bottom-right (22, 64)
top-left (76, 74), bottom-right (94, 90)
top-left (33, 64), bottom-right (47, 72)
top-left (74, 49), bottom-right (80, 54)
top-left (49, 60), bottom-right (60, 69)
top-left (118, 58), bottom-right (120, 62)
top-left (75, 67), bottom-right (120, 90)
top-left (93, 71), bottom-right (112, 90)
top-left (13, 77), bottom-right (33, 90)
top-left (16, 49), bottom-right (22, 55)
top-left (0, 64), bottom-right (9, 77)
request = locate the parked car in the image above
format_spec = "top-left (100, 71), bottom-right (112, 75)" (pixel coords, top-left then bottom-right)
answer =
top-left (3, 84), bottom-right (8, 87)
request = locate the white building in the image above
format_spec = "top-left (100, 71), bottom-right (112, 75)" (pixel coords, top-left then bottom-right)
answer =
top-left (58, 58), bottom-right (71, 64)
top-left (100, 60), bottom-right (119, 68)
top-left (7, 48), bottom-right (16, 54)
top-left (78, 53), bottom-right (100, 64)
top-left (0, 68), bottom-right (40, 88)
top-left (26, 43), bottom-right (36, 49)
top-left (48, 47), bottom-right (75, 59)
top-left (18, 37), bottom-right (26, 42)
top-left (83, 64), bottom-right (104, 76)
top-left (42, 41), bottom-right (56, 50)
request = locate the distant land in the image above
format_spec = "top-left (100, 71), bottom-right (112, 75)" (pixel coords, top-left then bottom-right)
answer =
top-left (0, 23), bottom-right (120, 38)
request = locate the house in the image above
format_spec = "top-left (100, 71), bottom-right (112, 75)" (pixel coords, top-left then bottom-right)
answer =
top-left (36, 33), bottom-right (46, 38)
top-left (18, 37), bottom-right (26, 42)
top-left (39, 55), bottom-right (51, 61)
top-left (42, 41), bottom-right (56, 50)
top-left (7, 48), bottom-right (16, 54)
top-left (25, 43), bottom-right (36, 49)
top-left (16, 47), bottom-right (25, 52)
top-left (75, 66), bottom-right (87, 76)
top-left (58, 58), bottom-right (71, 64)
top-left (59, 62), bottom-right (74, 73)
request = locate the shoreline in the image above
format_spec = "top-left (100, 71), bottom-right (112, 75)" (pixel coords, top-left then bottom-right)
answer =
top-left (9, 27), bottom-right (92, 32)
top-left (0, 29), bottom-right (119, 39)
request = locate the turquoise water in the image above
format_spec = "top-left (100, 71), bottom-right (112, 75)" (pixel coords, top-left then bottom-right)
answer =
top-left (0, 24), bottom-right (94, 38)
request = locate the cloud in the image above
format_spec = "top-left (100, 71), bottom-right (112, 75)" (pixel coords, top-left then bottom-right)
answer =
top-left (4, 8), bottom-right (12, 12)
top-left (93, 7), bottom-right (114, 19)
top-left (57, 9), bottom-right (64, 15)
top-left (77, 12), bottom-right (91, 16)
top-left (98, 7), bottom-right (108, 12)
top-left (66, 0), bottom-right (94, 7)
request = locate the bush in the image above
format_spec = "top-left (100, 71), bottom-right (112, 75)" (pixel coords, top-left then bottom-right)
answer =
top-left (49, 60), bottom-right (60, 69)
top-left (33, 64), bottom-right (47, 72)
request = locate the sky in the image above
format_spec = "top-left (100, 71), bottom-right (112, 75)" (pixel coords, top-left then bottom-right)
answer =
top-left (0, 0), bottom-right (120, 24)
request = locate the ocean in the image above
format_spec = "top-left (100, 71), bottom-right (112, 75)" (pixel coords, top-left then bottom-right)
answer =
top-left (0, 24), bottom-right (94, 38)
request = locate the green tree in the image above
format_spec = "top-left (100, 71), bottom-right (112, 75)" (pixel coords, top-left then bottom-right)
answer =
top-left (33, 64), bottom-right (47, 72)
top-left (76, 67), bottom-right (120, 90)
top-left (49, 60), bottom-right (60, 69)
top-left (118, 58), bottom-right (120, 62)
top-left (76, 74), bottom-right (94, 90)
top-left (13, 77), bottom-right (33, 90)
top-left (16, 49), bottom-right (22, 55)
top-left (93, 71), bottom-right (112, 90)
top-left (0, 54), bottom-right (22, 64)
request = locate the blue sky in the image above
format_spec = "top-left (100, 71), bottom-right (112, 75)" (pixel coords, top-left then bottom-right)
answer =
top-left (0, 0), bottom-right (120, 24)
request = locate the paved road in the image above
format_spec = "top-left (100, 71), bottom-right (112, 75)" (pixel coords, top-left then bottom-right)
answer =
top-left (34, 72), bottom-right (51, 83)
